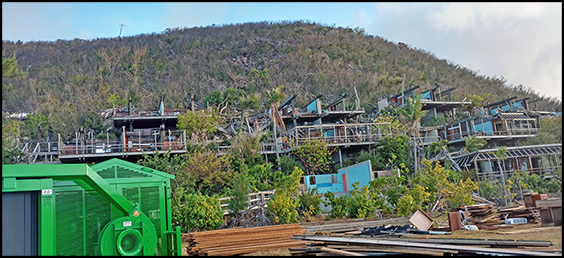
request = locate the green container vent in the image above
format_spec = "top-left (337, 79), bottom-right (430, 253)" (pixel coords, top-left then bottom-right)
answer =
top-left (2, 159), bottom-right (181, 256)
top-left (55, 190), bottom-right (84, 256)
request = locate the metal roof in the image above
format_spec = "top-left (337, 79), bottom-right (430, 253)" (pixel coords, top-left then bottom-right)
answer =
top-left (453, 143), bottom-right (562, 166)
top-left (496, 113), bottom-right (535, 120)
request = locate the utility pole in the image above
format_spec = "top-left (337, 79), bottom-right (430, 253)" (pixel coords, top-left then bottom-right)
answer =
top-left (119, 23), bottom-right (126, 38)
top-left (401, 73), bottom-right (405, 106)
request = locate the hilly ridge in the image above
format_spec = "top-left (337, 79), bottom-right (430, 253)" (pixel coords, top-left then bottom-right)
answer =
top-left (2, 20), bottom-right (561, 139)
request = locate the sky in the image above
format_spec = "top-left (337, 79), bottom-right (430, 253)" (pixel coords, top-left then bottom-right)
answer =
top-left (2, 2), bottom-right (562, 101)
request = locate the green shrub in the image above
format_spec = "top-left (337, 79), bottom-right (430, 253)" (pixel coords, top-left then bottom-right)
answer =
top-left (355, 150), bottom-right (384, 171)
top-left (298, 187), bottom-right (323, 221)
top-left (369, 175), bottom-right (407, 208)
top-left (267, 167), bottom-right (303, 224)
top-left (348, 182), bottom-right (384, 219)
top-left (322, 191), bottom-right (349, 219)
top-left (171, 188), bottom-right (224, 232)
top-left (227, 172), bottom-right (250, 216)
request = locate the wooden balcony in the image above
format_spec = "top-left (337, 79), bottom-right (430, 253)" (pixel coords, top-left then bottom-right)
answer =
top-left (281, 122), bottom-right (393, 152)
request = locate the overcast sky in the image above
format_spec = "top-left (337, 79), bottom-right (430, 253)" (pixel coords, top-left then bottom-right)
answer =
top-left (2, 2), bottom-right (561, 101)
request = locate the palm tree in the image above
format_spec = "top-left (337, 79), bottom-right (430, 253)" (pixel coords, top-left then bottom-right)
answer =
top-left (464, 136), bottom-right (487, 153)
top-left (463, 93), bottom-right (494, 117)
top-left (397, 95), bottom-right (428, 175)
top-left (493, 146), bottom-right (509, 207)
top-left (397, 95), bottom-right (428, 141)
top-left (265, 85), bottom-right (287, 133)
top-left (264, 85), bottom-right (287, 167)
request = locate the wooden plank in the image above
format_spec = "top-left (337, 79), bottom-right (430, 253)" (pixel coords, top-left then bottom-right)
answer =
top-left (317, 236), bottom-right (551, 247)
top-left (409, 208), bottom-right (434, 231)
top-left (320, 247), bottom-right (367, 256)
top-left (552, 207), bottom-right (562, 227)
top-left (334, 246), bottom-right (453, 256)
top-left (205, 241), bottom-right (308, 256)
top-left (536, 198), bottom-right (562, 208)
top-left (190, 227), bottom-right (304, 241)
top-left (540, 208), bottom-right (554, 226)
top-left (300, 236), bottom-right (560, 256)
top-left (494, 226), bottom-right (561, 235)
top-left (498, 206), bottom-right (526, 212)
top-left (448, 212), bottom-right (462, 231)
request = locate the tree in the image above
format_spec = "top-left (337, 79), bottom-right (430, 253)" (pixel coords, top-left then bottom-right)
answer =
top-left (396, 95), bottom-right (428, 141)
top-left (356, 150), bottom-right (384, 171)
top-left (264, 85), bottom-right (287, 164)
top-left (177, 106), bottom-right (224, 143)
top-left (2, 116), bottom-right (25, 164)
top-left (229, 132), bottom-right (263, 170)
top-left (137, 151), bottom-right (191, 192)
top-left (518, 116), bottom-right (562, 146)
top-left (464, 136), bottom-right (487, 153)
top-left (396, 95), bottom-right (429, 175)
top-left (463, 93), bottom-right (494, 117)
top-left (183, 149), bottom-right (233, 195)
top-left (25, 113), bottom-right (51, 141)
top-left (290, 138), bottom-right (337, 175)
top-left (227, 172), bottom-right (250, 217)
top-left (264, 85), bottom-right (286, 132)
top-left (2, 51), bottom-right (28, 80)
top-left (492, 146), bottom-right (509, 206)
top-left (375, 135), bottom-right (410, 170)
top-left (267, 166), bottom-right (303, 224)
top-left (371, 112), bottom-right (410, 136)
top-left (239, 91), bottom-right (261, 131)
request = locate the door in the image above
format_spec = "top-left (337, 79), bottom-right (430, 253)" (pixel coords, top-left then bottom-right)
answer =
top-left (2, 191), bottom-right (38, 256)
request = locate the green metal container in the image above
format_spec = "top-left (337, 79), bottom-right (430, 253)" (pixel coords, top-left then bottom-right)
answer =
top-left (2, 158), bottom-right (182, 256)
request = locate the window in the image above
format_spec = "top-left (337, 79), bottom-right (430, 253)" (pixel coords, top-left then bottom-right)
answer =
top-left (331, 174), bottom-right (337, 184)
top-left (309, 176), bottom-right (316, 185)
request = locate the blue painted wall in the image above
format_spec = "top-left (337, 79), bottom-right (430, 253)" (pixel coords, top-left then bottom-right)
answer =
top-left (306, 99), bottom-right (320, 114)
top-left (421, 91), bottom-right (433, 100)
top-left (303, 160), bottom-right (372, 194)
top-left (339, 160), bottom-right (373, 192)
top-left (491, 100), bottom-right (525, 115)
top-left (473, 121), bottom-right (493, 135)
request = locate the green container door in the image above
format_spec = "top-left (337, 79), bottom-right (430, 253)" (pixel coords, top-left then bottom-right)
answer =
top-left (2, 191), bottom-right (38, 256)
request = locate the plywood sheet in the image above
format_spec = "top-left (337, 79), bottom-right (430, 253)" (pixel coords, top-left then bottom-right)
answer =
top-left (409, 208), bottom-right (434, 231)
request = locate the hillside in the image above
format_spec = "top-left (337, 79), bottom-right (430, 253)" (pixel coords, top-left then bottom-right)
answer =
top-left (2, 21), bottom-right (561, 139)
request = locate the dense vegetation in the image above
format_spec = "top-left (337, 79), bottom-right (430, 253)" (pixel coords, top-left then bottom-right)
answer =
top-left (2, 21), bottom-right (561, 141)
top-left (2, 21), bottom-right (562, 231)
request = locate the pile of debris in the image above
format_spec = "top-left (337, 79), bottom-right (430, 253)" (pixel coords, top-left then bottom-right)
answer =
top-left (301, 217), bottom-right (410, 234)
top-left (460, 202), bottom-right (539, 229)
top-left (181, 224), bottom-right (308, 256)
top-left (289, 235), bottom-right (556, 256)
top-left (359, 224), bottom-right (451, 237)
top-left (462, 203), bottom-right (502, 229)
top-left (497, 205), bottom-right (540, 224)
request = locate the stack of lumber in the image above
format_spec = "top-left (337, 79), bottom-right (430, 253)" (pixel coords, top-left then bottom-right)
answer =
top-left (289, 235), bottom-right (556, 256)
top-left (302, 217), bottom-right (409, 234)
top-left (497, 205), bottom-right (540, 223)
top-left (463, 203), bottom-right (502, 227)
top-left (182, 224), bottom-right (308, 256)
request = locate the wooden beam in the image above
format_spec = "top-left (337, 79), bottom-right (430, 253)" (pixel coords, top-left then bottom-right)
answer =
top-left (299, 236), bottom-right (559, 256)
top-left (320, 247), bottom-right (367, 256)
top-left (536, 199), bottom-right (562, 208)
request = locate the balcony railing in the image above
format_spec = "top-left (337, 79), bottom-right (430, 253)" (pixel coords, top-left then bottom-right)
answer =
top-left (57, 130), bottom-right (187, 156)
top-left (443, 128), bottom-right (539, 142)
top-left (281, 122), bottom-right (393, 150)
top-left (476, 166), bottom-right (561, 180)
